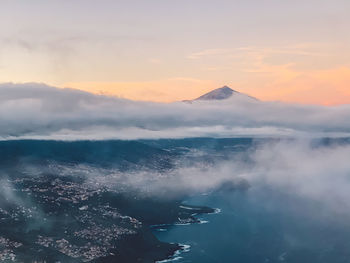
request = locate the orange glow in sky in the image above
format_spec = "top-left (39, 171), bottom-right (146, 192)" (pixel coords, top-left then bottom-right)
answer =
top-left (65, 65), bottom-right (350, 105)
top-left (1, 1), bottom-right (350, 105)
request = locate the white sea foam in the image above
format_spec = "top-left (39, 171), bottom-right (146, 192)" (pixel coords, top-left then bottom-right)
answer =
top-left (155, 244), bottom-right (191, 263)
top-left (179, 205), bottom-right (202, 210)
top-left (212, 208), bottom-right (222, 214)
top-left (174, 222), bottom-right (192, 226)
top-left (156, 256), bottom-right (183, 263)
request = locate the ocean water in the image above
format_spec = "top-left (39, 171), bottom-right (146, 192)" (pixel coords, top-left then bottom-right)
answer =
top-left (154, 188), bottom-right (350, 263)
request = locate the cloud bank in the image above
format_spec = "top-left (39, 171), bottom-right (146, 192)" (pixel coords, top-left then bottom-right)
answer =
top-left (25, 138), bottom-right (350, 220)
top-left (0, 83), bottom-right (350, 140)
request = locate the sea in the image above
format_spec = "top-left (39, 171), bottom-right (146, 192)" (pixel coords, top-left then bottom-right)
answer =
top-left (154, 187), bottom-right (350, 263)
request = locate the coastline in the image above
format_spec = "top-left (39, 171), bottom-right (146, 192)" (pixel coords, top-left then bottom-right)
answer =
top-left (155, 244), bottom-right (191, 263)
top-left (96, 203), bottom-right (216, 263)
top-left (151, 205), bottom-right (220, 263)
top-left (97, 228), bottom-right (181, 263)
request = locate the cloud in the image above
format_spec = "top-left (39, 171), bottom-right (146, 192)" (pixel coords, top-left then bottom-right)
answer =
top-left (187, 49), bottom-right (233, 59)
top-left (246, 140), bottom-right (350, 216)
top-left (0, 82), bottom-right (350, 140)
top-left (122, 139), bottom-right (350, 218)
top-left (30, 138), bottom-right (350, 219)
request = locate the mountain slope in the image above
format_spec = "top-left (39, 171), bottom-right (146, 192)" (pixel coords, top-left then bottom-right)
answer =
top-left (188, 86), bottom-right (258, 102)
top-left (195, 86), bottom-right (236, 100)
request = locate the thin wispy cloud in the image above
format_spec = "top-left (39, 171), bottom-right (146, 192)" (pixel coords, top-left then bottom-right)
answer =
top-left (187, 49), bottom-right (233, 60)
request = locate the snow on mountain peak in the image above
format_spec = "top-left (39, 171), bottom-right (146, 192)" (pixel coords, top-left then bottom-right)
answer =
top-left (195, 86), bottom-right (236, 101)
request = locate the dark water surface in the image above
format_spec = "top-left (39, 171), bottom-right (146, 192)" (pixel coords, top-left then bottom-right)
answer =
top-left (154, 188), bottom-right (350, 263)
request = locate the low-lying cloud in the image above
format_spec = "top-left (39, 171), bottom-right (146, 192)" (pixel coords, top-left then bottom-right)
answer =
top-left (131, 140), bottom-right (350, 218)
top-left (28, 138), bottom-right (350, 220)
top-left (0, 82), bottom-right (350, 140)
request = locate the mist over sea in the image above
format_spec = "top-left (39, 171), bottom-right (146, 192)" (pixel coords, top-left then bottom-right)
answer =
top-left (146, 137), bottom-right (350, 263)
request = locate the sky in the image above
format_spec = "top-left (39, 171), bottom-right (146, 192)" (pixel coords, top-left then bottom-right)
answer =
top-left (1, 0), bottom-right (350, 104)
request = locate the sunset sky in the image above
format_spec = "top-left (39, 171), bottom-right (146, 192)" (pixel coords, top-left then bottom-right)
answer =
top-left (1, 0), bottom-right (350, 104)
